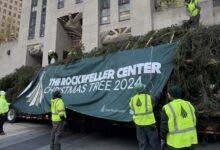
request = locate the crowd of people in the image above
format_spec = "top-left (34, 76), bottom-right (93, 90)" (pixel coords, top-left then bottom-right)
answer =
top-left (0, 82), bottom-right (203, 150)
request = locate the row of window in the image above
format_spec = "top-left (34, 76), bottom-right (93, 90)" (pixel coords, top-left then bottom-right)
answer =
top-left (0, 1), bottom-right (22, 7)
top-left (76, 0), bottom-right (83, 4)
top-left (0, 5), bottom-right (20, 11)
top-left (100, 0), bottom-right (130, 25)
top-left (9, 0), bottom-right (22, 5)
top-left (58, 0), bottom-right (83, 9)
top-left (28, 0), bottom-right (47, 39)
top-left (57, 0), bottom-right (130, 25)
top-left (0, 8), bottom-right (21, 18)
top-left (40, 0), bottom-right (47, 37)
top-left (1, 22), bottom-right (20, 27)
top-left (1, 19), bottom-right (20, 24)
top-left (28, 0), bottom-right (38, 39)
top-left (0, 6), bottom-right (21, 12)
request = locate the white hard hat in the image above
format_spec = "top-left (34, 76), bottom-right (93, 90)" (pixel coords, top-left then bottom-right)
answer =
top-left (0, 91), bottom-right (6, 96)
top-left (48, 50), bottom-right (54, 54)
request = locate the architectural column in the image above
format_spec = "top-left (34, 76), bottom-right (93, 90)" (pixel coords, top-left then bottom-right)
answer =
top-left (17, 0), bottom-right (32, 66)
top-left (42, 1), bottom-right (58, 66)
top-left (82, 0), bottom-right (100, 53)
top-left (110, 0), bottom-right (119, 25)
top-left (131, 0), bottom-right (153, 36)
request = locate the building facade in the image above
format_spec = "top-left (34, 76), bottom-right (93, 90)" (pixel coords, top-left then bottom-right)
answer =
top-left (0, 0), bottom-right (220, 78)
top-left (0, 0), bottom-right (22, 38)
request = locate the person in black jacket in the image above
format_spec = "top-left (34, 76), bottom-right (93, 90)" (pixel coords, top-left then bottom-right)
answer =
top-left (160, 86), bottom-right (197, 150)
top-left (48, 50), bottom-right (58, 65)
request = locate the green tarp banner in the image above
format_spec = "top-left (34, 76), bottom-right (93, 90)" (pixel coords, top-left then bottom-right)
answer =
top-left (13, 43), bottom-right (177, 122)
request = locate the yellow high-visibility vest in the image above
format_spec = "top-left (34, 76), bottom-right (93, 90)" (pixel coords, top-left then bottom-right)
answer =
top-left (0, 95), bottom-right (9, 114)
top-left (51, 98), bottom-right (66, 122)
top-left (163, 99), bottom-right (198, 148)
top-left (187, 0), bottom-right (201, 16)
top-left (129, 94), bottom-right (156, 126)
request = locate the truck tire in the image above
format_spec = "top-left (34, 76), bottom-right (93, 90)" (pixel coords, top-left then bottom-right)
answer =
top-left (7, 108), bottom-right (17, 123)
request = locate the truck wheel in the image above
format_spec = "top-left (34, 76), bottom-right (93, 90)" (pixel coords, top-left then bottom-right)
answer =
top-left (7, 108), bottom-right (17, 123)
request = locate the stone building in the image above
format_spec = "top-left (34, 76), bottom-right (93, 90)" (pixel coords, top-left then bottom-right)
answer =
top-left (0, 0), bottom-right (22, 39)
top-left (0, 0), bottom-right (220, 78)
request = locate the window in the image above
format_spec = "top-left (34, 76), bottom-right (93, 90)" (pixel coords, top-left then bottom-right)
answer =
top-left (57, 0), bottom-right (64, 9)
top-left (7, 50), bottom-right (11, 56)
top-left (119, 0), bottom-right (130, 5)
top-left (9, 5), bottom-right (12, 9)
top-left (18, 14), bottom-right (20, 18)
top-left (76, 0), bottom-right (83, 4)
top-left (10, 0), bottom-right (13, 3)
top-left (0, 1), bottom-right (2, 5)
top-left (40, 0), bottom-right (47, 37)
top-left (13, 13), bottom-right (16, 17)
top-left (32, 0), bottom-right (38, 10)
top-left (28, 11), bottom-right (37, 39)
top-left (100, 0), bottom-right (110, 25)
top-left (8, 11), bottom-right (11, 16)
top-left (15, 1), bottom-right (17, 5)
top-left (118, 0), bottom-right (130, 21)
top-left (3, 9), bottom-right (6, 14)
top-left (4, 3), bottom-right (7, 7)
top-left (32, 0), bottom-right (38, 6)
top-left (213, 0), bottom-right (220, 7)
top-left (28, 0), bottom-right (38, 39)
top-left (15, 7), bottom-right (17, 11)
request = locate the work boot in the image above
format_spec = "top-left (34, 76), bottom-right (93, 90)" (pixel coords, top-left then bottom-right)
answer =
top-left (50, 144), bottom-right (55, 150)
top-left (54, 144), bottom-right (61, 150)
top-left (0, 131), bottom-right (5, 135)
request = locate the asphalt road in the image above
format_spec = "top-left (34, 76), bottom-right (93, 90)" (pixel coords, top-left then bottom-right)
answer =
top-left (0, 122), bottom-right (220, 150)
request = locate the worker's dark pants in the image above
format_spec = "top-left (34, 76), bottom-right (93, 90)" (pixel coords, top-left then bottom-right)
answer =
top-left (0, 114), bottom-right (6, 133)
top-left (136, 125), bottom-right (161, 150)
top-left (50, 122), bottom-right (64, 150)
top-left (189, 15), bottom-right (200, 27)
top-left (165, 145), bottom-right (195, 150)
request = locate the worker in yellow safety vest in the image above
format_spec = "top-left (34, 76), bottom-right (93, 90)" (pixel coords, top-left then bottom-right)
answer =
top-left (50, 90), bottom-right (66, 150)
top-left (160, 86), bottom-right (198, 150)
top-left (0, 90), bottom-right (10, 135)
top-left (185, 0), bottom-right (201, 27)
top-left (129, 83), bottom-right (160, 150)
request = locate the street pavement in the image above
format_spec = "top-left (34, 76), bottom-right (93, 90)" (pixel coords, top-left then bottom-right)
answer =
top-left (0, 122), bottom-right (220, 150)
